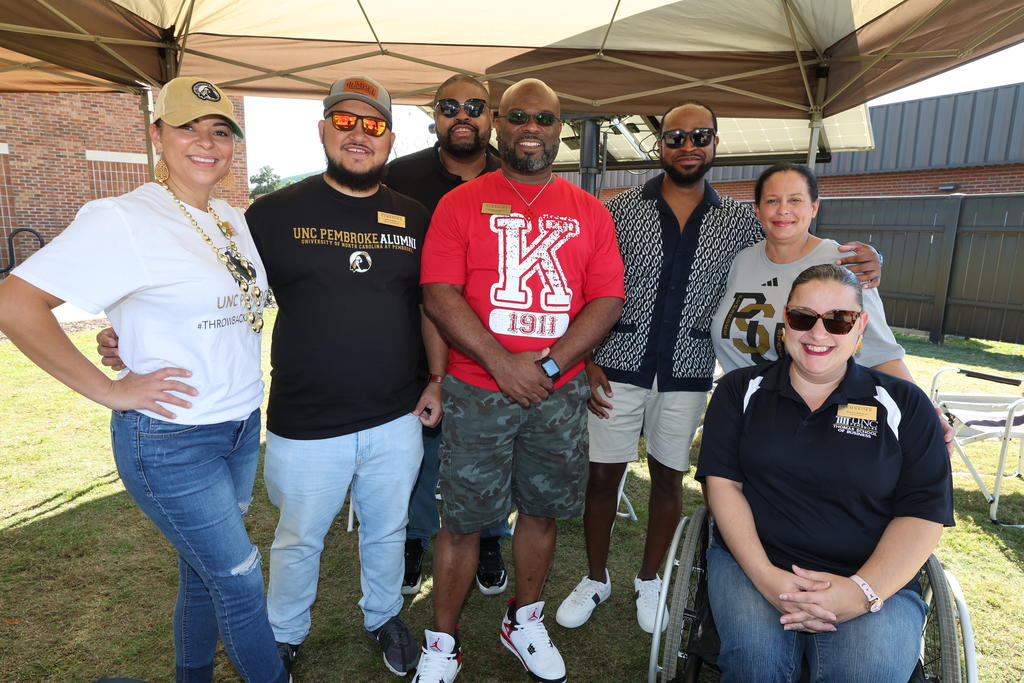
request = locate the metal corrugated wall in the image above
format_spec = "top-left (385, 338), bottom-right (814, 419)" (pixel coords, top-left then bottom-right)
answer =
top-left (561, 83), bottom-right (1024, 188)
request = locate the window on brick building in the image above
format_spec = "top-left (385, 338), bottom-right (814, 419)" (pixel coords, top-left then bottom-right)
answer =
top-left (86, 150), bottom-right (149, 200)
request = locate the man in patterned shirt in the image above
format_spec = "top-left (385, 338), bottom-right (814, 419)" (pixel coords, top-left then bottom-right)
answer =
top-left (555, 101), bottom-right (882, 634)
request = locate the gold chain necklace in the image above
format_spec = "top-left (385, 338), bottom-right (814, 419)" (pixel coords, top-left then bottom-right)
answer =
top-left (502, 173), bottom-right (553, 219)
top-left (159, 181), bottom-right (266, 333)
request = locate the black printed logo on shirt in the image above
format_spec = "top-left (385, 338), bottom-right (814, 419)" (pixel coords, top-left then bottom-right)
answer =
top-left (719, 292), bottom-right (784, 363)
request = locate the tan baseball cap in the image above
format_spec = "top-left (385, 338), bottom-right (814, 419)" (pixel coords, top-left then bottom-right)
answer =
top-left (154, 77), bottom-right (244, 139)
top-left (322, 75), bottom-right (392, 123)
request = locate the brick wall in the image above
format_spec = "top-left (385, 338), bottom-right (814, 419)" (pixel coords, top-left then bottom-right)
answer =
top-left (596, 164), bottom-right (1024, 205)
top-left (711, 164), bottom-right (1024, 203)
top-left (0, 91), bottom-right (248, 268)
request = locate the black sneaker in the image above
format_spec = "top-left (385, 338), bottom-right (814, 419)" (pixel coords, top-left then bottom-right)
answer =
top-left (476, 536), bottom-right (508, 595)
top-left (403, 539), bottom-right (425, 596)
top-left (276, 641), bottom-right (301, 674)
top-left (367, 615), bottom-right (420, 676)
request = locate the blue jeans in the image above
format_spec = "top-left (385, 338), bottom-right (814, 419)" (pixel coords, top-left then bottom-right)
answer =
top-left (111, 409), bottom-right (285, 683)
top-left (406, 424), bottom-right (510, 547)
top-left (707, 538), bottom-right (927, 683)
top-left (264, 413), bottom-right (423, 641)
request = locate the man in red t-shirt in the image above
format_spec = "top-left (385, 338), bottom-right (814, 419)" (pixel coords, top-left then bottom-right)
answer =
top-left (414, 78), bottom-right (624, 683)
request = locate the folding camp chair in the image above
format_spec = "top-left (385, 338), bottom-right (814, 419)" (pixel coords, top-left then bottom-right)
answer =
top-left (931, 367), bottom-right (1024, 527)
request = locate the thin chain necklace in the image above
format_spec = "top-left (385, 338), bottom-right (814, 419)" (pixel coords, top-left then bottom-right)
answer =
top-left (159, 181), bottom-right (266, 333)
top-left (502, 172), bottom-right (553, 219)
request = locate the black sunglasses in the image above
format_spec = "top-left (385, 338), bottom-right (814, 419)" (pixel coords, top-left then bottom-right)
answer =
top-left (435, 98), bottom-right (487, 118)
top-left (660, 127), bottom-right (716, 148)
top-left (785, 306), bottom-right (863, 335)
top-left (326, 111), bottom-right (389, 137)
top-left (497, 110), bottom-right (559, 126)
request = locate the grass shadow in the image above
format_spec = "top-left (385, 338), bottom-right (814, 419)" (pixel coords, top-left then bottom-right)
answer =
top-left (896, 334), bottom-right (1024, 375)
top-left (2, 470), bottom-right (120, 530)
top-left (0, 456), bottom-right (669, 682)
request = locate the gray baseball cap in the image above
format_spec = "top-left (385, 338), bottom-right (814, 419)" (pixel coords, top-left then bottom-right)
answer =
top-left (322, 76), bottom-right (392, 124)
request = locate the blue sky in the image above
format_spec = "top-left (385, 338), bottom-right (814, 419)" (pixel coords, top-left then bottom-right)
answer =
top-left (244, 43), bottom-right (1024, 180)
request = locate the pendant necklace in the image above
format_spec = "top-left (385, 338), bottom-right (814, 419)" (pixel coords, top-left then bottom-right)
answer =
top-left (502, 173), bottom-right (553, 220)
top-left (160, 181), bottom-right (266, 333)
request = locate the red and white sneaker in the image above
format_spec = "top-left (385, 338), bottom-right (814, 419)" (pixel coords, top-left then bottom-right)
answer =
top-left (499, 599), bottom-right (566, 683)
top-left (412, 629), bottom-right (462, 683)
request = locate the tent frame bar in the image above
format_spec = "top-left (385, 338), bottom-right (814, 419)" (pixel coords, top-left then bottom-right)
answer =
top-left (30, 0), bottom-right (160, 87)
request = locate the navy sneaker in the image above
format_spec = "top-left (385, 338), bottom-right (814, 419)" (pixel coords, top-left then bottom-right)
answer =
top-left (367, 615), bottom-right (420, 676)
top-left (276, 641), bottom-right (301, 674)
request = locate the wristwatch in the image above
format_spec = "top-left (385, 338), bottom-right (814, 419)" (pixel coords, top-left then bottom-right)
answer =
top-left (850, 574), bottom-right (884, 612)
top-left (536, 357), bottom-right (561, 381)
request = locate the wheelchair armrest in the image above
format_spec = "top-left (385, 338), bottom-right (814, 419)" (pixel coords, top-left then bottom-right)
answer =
top-left (955, 369), bottom-right (1021, 387)
top-left (931, 366), bottom-right (1022, 402)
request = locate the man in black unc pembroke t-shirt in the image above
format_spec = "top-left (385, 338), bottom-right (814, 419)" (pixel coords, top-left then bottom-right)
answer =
top-left (383, 74), bottom-right (511, 601)
top-left (246, 75), bottom-right (443, 678)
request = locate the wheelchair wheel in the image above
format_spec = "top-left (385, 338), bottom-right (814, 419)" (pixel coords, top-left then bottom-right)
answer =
top-left (920, 555), bottom-right (963, 682)
top-left (660, 505), bottom-right (710, 682)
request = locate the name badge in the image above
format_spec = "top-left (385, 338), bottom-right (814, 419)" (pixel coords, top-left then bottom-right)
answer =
top-left (838, 403), bottom-right (877, 420)
top-left (377, 211), bottom-right (406, 228)
top-left (482, 202), bottom-right (512, 215)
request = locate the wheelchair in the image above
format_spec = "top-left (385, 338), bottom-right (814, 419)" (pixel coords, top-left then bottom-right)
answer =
top-left (648, 507), bottom-right (977, 683)
top-left (931, 367), bottom-right (1024, 527)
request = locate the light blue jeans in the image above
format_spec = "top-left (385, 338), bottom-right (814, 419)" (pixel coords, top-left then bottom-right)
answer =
top-left (406, 424), bottom-right (510, 547)
top-left (707, 538), bottom-right (927, 683)
top-left (111, 409), bottom-right (286, 683)
top-left (265, 413), bottom-right (423, 642)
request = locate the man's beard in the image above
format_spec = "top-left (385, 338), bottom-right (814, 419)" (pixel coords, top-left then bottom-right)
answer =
top-left (440, 124), bottom-right (487, 159)
top-left (499, 134), bottom-right (559, 173)
top-left (324, 154), bottom-right (384, 192)
top-left (660, 151), bottom-right (714, 187)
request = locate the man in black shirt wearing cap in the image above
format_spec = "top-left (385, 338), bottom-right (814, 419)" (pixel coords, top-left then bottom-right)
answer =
top-left (385, 74), bottom-right (511, 601)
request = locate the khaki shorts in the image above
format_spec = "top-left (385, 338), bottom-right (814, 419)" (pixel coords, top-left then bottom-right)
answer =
top-left (439, 374), bottom-right (589, 534)
top-left (587, 378), bottom-right (707, 471)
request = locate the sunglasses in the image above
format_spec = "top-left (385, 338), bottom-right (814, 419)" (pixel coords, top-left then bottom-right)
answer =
top-left (660, 127), bottom-right (716, 148)
top-left (435, 98), bottom-right (487, 118)
top-left (326, 111), bottom-right (389, 137)
top-left (498, 110), bottom-right (559, 126)
top-left (784, 306), bottom-right (863, 335)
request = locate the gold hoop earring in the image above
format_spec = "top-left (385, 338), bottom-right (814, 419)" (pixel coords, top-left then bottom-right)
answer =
top-left (218, 171), bottom-right (235, 190)
top-left (855, 336), bottom-right (864, 354)
top-left (780, 328), bottom-right (786, 343)
top-left (154, 158), bottom-right (169, 182)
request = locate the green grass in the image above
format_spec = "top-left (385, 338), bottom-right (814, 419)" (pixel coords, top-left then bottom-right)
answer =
top-left (1, 317), bottom-right (1022, 681)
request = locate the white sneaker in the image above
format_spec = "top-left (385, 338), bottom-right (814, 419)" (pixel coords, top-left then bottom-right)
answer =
top-left (412, 629), bottom-right (462, 682)
top-left (500, 600), bottom-right (566, 683)
top-left (555, 570), bottom-right (611, 628)
top-left (634, 575), bottom-right (668, 634)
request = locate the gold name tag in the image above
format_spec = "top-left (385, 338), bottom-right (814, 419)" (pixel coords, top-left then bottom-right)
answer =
top-left (377, 211), bottom-right (406, 228)
top-left (481, 202), bottom-right (512, 215)
top-left (838, 403), bottom-right (877, 420)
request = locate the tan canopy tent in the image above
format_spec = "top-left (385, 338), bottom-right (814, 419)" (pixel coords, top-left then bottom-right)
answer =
top-left (2, 0), bottom-right (1022, 173)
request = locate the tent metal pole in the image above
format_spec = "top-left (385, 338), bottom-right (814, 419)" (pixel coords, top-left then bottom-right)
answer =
top-left (139, 87), bottom-right (155, 180)
top-left (806, 66), bottom-right (829, 170)
top-left (579, 118), bottom-right (601, 196)
top-left (805, 120), bottom-right (821, 169)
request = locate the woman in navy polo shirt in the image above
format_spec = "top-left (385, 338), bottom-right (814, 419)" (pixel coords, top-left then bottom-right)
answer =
top-left (696, 264), bottom-right (953, 682)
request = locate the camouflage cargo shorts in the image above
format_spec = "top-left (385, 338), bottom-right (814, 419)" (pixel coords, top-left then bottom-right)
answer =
top-left (438, 373), bottom-right (589, 534)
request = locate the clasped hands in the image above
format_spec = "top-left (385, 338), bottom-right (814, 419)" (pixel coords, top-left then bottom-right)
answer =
top-left (757, 565), bottom-right (870, 634)
top-left (489, 348), bottom-right (554, 407)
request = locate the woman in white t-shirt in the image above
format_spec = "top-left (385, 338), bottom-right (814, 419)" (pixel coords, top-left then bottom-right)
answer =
top-left (0, 78), bottom-right (286, 683)
top-left (711, 163), bottom-right (913, 381)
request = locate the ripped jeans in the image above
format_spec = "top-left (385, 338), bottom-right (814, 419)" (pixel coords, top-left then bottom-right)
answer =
top-left (112, 409), bottom-right (286, 683)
